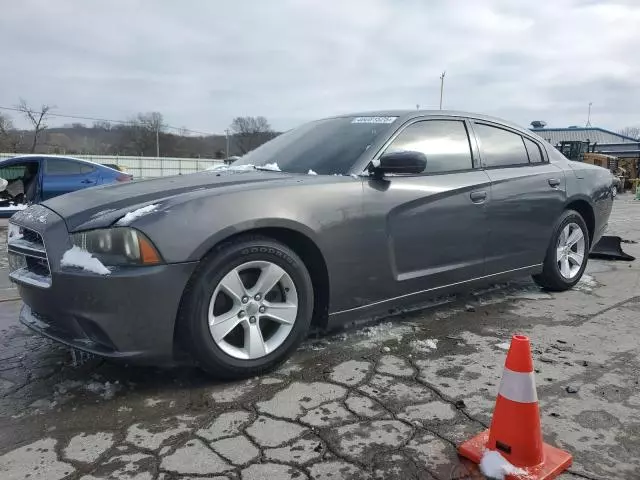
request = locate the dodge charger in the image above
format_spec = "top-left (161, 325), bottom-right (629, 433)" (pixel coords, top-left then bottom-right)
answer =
top-left (8, 111), bottom-right (615, 378)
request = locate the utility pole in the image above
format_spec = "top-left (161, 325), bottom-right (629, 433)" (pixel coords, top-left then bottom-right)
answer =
top-left (586, 102), bottom-right (592, 127)
top-left (439, 71), bottom-right (446, 110)
top-left (155, 124), bottom-right (160, 157)
top-left (225, 129), bottom-right (230, 161)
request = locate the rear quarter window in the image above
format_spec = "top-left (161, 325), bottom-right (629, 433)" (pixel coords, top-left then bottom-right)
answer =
top-left (474, 123), bottom-right (529, 167)
top-left (46, 159), bottom-right (95, 175)
top-left (523, 137), bottom-right (544, 163)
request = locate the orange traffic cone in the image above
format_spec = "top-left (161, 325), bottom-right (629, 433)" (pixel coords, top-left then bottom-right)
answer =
top-left (458, 334), bottom-right (572, 479)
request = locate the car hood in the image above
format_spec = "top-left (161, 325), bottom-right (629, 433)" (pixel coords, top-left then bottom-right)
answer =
top-left (43, 170), bottom-right (294, 231)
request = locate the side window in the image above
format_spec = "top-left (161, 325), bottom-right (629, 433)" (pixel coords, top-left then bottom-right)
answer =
top-left (383, 120), bottom-right (473, 173)
top-left (0, 163), bottom-right (27, 181)
top-left (46, 159), bottom-right (94, 175)
top-left (474, 123), bottom-right (529, 167)
top-left (523, 137), bottom-right (544, 163)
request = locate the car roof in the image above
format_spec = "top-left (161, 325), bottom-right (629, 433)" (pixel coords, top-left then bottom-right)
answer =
top-left (330, 110), bottom-right (533, 137)
top-left (3, 154), bottom-right (119, 171)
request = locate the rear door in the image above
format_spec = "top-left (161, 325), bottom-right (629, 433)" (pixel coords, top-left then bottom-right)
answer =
top-left (361, 118), bottom-right (492, 301)
top-left (470, 121), bottom-right (566, 274)
top-left (42, 158), bottom-right (99, 200)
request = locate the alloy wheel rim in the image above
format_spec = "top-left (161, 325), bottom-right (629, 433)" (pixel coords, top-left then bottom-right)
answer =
top-left (556, 222), bottom-right (586, 280)
top-left (208, 260), bottom-right (298, 360)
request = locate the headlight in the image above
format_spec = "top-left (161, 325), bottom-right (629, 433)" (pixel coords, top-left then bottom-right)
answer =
top-left (70, 228), bottom-right (162, 266)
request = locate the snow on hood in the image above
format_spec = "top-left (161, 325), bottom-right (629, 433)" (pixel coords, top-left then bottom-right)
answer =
top-left (260, 162), bottom-right (281, 171)
top-left (116, 204), bottom-right (159, 226)
top-left (40, 167), bottom-right (308, 232)
top-left (206, 164), bottom-right (256, 172)
top-left (207, 162), bottom-right (282, 172)
top-left (10, 204), bottom-right (52, 223)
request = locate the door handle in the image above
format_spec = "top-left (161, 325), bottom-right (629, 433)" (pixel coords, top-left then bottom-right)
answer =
top-left (548, 178), bottom-right (561, 188)
top-left (470, 190), bottom-right (487, 203)
top-left (81, 179), bottom-right (95, 184)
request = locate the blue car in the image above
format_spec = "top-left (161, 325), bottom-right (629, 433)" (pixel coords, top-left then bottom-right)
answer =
top-left (0, 155), bottom-right (132, 218)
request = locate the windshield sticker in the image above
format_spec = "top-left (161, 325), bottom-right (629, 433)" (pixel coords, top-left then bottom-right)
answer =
top-left (351, 116), bottom-right (398, 124)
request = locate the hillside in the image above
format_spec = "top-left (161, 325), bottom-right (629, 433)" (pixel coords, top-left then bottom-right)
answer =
top-left (7, 125), bottom-right (231, 158)
top-left (5, 125), bottom-right (278, 159)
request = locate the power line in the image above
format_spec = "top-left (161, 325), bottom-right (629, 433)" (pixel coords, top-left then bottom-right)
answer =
top-left (0, 105), bottom-right (215, 137)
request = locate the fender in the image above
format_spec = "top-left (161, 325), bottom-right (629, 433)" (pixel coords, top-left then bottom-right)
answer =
top-left (563, 193), bottom-right (595, 209)
top-left (189, 217), bottom-right (323, 262)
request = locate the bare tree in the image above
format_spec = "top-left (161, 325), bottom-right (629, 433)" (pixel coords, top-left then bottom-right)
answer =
top-left (16, 98), bottom-right (54, 153)
top-left (116, 112), bottom-right (166, 156)
top-left (230, 116), bottom-right (274, 153)
top-left (136, 112), bottom-right (165, 156)
top-left (0, 113), bottom-right (22, 152)
top-left (618, 126), bottom-right (640, 140)
top-left (92, 120), bottom-right (112, 130)
top-left (0, 113), bottom-right (13, 145)
top-left (136, 111), bottom-right (165, 133)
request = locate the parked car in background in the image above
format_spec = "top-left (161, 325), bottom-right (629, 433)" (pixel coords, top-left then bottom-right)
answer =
top-left (0, 155), bottom-right (132, 218)
top-left (8, 111), bottom-right (615, 379)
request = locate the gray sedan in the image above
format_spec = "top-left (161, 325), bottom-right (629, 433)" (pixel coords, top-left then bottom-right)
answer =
top-left (8, 111), bottom-right (615, 378)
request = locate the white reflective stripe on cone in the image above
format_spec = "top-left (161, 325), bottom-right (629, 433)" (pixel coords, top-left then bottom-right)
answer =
top-left (498, 368), bottom-right (538, 404)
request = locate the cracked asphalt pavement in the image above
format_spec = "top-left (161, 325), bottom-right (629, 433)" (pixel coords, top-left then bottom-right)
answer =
top-left (1, 196), bottom-right (639, 480)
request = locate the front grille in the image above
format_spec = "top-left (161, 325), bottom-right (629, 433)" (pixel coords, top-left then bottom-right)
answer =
top-left (22, 228), bottom-right (44, 245)
top-left (26, 256), bottom-right (50, 276)
top-left (8, 223), bottom-right (52, 288)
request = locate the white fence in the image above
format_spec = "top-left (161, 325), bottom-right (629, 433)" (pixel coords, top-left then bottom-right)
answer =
top-left (0, 153), bottom-right (226, 178)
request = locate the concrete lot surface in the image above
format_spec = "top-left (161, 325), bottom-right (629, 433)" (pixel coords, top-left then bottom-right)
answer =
top-left (0, 196), bottom-right (638, 479)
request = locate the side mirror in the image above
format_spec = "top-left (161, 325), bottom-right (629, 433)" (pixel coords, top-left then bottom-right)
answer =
top-left (371, 150), bottom-right (426, 176)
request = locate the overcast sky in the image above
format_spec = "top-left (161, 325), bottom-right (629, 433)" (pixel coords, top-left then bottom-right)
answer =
top-left (1, 0), bottom-right (639, 134)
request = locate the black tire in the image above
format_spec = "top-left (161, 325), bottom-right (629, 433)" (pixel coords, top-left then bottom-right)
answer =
top-left (532, 210), bottom-right (590, 292)
top-left (179, 235), bottom-right (314, 379)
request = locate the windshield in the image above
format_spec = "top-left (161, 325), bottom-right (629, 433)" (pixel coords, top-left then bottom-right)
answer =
top-left (232, 116), bottom-right (398, 175)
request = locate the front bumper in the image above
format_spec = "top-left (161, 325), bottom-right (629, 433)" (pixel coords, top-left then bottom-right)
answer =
top-left (17, 262), bottom-right (198, 364)
top-left (10, 205), bottom-right (198, 364)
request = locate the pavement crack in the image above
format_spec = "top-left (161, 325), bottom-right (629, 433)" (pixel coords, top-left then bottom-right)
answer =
top-left (571, 296), bottom-right (640, 324)
top-left (340, 381), bottom-right (462, 469)
top-left (402, 451), bottom-right (441, 480)
top-left (345, 386), bottom-right (395, 417)
top-left (567, 468), bottom-right (605, 480)
top-left (0, 359), bottom-right (69, 399)
top-left (313, 427), bottom-right (374, 471)
top-left (407, 357), bottom-right (488, 429)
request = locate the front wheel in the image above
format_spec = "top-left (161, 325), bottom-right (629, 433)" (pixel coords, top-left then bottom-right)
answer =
top-left (179, 235), bottom-right (314, 379)
top-left (532, 210), bottom-right (590, 292)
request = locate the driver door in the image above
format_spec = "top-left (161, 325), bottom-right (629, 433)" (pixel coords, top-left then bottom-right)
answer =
top-left (361, 118), bottom-right (491, 301)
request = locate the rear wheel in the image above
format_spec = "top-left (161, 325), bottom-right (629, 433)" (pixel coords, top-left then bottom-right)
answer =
top-left (180, 236), bottom-right (314, 379)
top-left (532, 210), bottom-right (589, 291)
